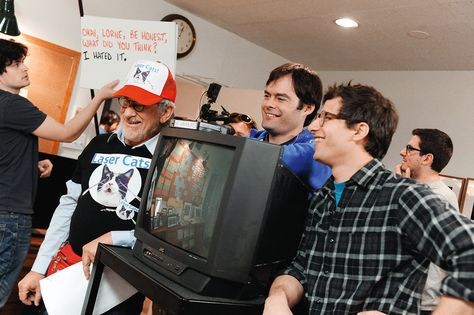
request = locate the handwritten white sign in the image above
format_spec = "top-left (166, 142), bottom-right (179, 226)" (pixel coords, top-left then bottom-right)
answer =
top-left (80, 15), bottom-right (177, 89)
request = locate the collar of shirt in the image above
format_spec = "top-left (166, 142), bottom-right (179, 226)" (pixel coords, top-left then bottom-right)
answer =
top-left (250, 128), bottom-right (314, 145)
top-left (323, 158), bottom-right (383, 192)
top-left (107, 129), bottom-right (159, 155)
top-left (349, 158), bottom-right (384, 188)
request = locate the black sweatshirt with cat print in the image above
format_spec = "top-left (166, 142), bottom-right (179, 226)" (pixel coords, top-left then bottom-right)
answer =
top-left (68, 133), bottom-right (153, 255)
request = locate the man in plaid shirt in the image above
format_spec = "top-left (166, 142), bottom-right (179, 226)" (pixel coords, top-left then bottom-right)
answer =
top-left (263, 83), bottom-right (474, 315)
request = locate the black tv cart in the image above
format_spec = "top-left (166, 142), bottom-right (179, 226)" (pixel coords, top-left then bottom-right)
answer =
top-left (81, 244), bottom-right (265, 315)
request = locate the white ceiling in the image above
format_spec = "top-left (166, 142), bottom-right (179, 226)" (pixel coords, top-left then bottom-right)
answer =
top-left (165, 0), bottom-right (474, 70)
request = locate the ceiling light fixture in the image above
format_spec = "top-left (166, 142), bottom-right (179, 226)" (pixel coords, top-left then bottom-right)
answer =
top-left (335, 18), bottom-right (358, 28)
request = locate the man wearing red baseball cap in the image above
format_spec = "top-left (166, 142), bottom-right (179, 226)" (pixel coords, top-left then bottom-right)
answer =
top-left (18, 60), bottom-right (176, 315)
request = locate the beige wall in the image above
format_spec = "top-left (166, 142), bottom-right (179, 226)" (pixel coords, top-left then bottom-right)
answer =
top-left (319, 71), bottom-right (474, 178)
top-left (173, 79), bottom-right (263, 128)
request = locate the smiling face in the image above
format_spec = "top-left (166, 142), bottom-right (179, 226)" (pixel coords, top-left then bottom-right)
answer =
top-left (261, 75), bottom-right (312, 144)
top-left (119, 98), bottom-right (172, 146)
top-left (0, 59), bottom-right (30, 94)
top-left (308, 97), bottom-right (355, 167)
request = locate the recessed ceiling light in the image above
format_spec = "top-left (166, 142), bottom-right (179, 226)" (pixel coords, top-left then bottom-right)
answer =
top-left (407, 30), bottom-right (431, 39)
top-left (335, 18), bottom-right (359, 28)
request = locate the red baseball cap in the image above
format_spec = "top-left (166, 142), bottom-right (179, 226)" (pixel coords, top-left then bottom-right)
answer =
top-left (113, 60), bottom-right (176, 105)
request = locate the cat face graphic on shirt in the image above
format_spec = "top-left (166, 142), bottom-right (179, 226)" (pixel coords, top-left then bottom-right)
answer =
top-left (86, 154), bottom-right (149, 221)
top-left (133, 68), bottom-right (150, 83)
top-left (95, 164), bottom-right (134, 207)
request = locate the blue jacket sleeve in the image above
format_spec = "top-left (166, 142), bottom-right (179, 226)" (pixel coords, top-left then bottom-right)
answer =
top-left (282, 142), bottom-right (331, 191)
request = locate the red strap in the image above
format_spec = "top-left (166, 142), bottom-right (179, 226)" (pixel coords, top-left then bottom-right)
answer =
top-left (46, 242), bottom-right (82, 276)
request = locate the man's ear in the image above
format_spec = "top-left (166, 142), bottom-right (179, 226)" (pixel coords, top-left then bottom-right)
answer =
top-left (352, 122), bottom-right (370, 142)
top-left (301, 104), bottom-right (316, 117)
top-left (422, 152), bottom-right (434, 166)
top-left (160, 105), bottom-right (174, 124)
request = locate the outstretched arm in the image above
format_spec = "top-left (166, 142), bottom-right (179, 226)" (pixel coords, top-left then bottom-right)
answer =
top-left (33, 80), bottom-right (119, 142)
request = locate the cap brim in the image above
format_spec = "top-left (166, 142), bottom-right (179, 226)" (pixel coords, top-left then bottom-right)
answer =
top-left (113, 85), bottom-right (164, 106)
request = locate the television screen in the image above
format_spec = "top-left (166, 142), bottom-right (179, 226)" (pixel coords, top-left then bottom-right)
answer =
top-left (134, 127), bottom-right (310, 299)
top-left (147, 138), bottom-right (234, 259)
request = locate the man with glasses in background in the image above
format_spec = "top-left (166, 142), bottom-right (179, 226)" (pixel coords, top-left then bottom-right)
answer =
top-left (249, 63), bottom-right (331, 191)
top-left (263, 83), bottom-right (474, 315)
top-left (224, 112), bottom-right (257, 137)
top-left (18, 60), bottom-right (176, 315)
top-left (396, 128), bottom-right (459, 315)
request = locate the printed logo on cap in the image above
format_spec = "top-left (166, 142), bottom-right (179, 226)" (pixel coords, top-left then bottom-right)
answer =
top-left (125, 60), bottom-right (168, 96)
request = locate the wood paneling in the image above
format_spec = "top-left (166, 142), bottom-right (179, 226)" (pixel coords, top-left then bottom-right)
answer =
top-left (18, 34), bottom-right (80, 154)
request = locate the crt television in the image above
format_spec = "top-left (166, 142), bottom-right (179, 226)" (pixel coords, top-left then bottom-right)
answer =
top-left (133, 127), bottom-right (310, 299)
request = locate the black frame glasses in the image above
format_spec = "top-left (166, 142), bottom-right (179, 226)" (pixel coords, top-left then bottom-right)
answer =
top-left (314, 110), bottom-right (344, 127)
top-left (118, 97), bottom-right (146, 112)
top-left (405, 144), bottom-right (424, 154)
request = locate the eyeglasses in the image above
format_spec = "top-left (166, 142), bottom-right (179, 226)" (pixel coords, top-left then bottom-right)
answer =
top-left (118, 97), bottom-right (146, 112)
top-left (228, 113), bottom-right (257, 129)
top-left (313, 110), bottom-right (344, 127)
top-left (229, 113), bottom-right (254, 125)
top-left (405, 144), bottom-right (424, 154)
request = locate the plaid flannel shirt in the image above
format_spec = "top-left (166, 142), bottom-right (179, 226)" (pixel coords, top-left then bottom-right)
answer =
top-left (284, 159), bottom-right (474, 314)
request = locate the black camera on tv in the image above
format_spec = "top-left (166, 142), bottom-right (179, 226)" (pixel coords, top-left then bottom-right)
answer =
top-left (171, 83), bottom-right (235, 134)
top-left (198, 83), bottom-right (234, 134)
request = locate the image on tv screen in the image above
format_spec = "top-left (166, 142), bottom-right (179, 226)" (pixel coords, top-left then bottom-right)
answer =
top-left (146, 138), bottom-right (234, 259)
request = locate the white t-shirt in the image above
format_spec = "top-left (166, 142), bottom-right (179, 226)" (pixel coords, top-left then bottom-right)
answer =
top-left (421, 180), bottom-right (459, 311)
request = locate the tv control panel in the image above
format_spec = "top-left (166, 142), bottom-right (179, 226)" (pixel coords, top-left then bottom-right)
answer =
top-left (143, 246), bottom-right (186, 275)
